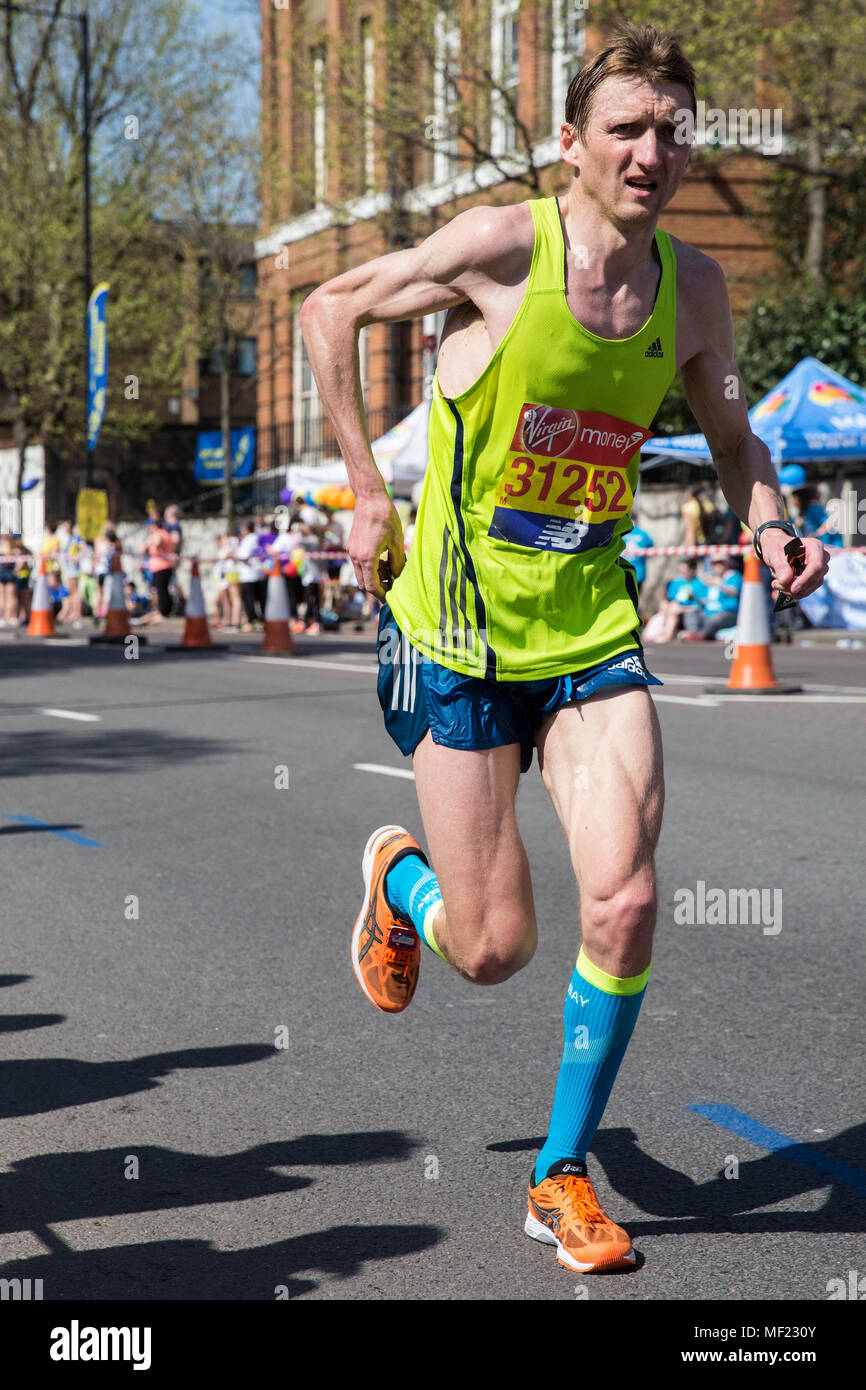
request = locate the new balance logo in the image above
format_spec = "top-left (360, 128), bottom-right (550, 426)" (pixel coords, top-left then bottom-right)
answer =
top-left (644, 336), bottom-right (664, 358)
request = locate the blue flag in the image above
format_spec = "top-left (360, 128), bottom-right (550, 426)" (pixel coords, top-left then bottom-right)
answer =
top-left (194, 427), bottom-right (255, 483)
top-left (87, 282), bottom-right (110, 451)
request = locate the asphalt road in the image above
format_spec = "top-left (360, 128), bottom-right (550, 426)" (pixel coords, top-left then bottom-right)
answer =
top-left (1, 626), bottom-right (865, 1303)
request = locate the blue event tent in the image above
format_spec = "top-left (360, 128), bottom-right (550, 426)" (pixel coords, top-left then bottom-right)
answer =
top-left (641, 356), bottom-right (866, 467)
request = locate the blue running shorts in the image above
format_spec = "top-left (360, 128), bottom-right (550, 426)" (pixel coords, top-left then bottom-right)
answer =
top-left (376, 603), bottom-right (662, 774)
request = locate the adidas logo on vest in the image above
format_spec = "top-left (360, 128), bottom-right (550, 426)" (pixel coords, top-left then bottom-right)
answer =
top-left (644, 336), bottom-right (664, 358)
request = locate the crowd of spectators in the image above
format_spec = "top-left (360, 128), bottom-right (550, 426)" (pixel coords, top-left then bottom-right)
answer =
top-left (0, 482), bottom-right (839, 640)
top-left (0, 502), bottom-right (373, 634)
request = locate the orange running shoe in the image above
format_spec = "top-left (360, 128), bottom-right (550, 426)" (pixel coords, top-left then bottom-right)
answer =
top-left (351, 825), bottom-right (426, 1014)
top-left (525, 1160), bottom-right (635, 1273)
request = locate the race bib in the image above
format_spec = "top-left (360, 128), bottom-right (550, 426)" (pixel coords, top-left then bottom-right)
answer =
top-left (488, 402), bottom-right (652, 553)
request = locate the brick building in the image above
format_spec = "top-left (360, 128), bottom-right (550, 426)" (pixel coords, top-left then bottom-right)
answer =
top-left (255, 2), bottom-right (781, 491)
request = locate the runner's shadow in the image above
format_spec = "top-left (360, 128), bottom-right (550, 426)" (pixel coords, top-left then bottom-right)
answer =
top-left (590, 1124), bottom-right (866, 1235)
top-left (0, 1223), bottom-right (443, 1300)
top-left (0, 1044), bottom-right (275, 1118)
top-left (0, 1132), bottom-right (415, 1235)
top-left (0, 974), bottom-right (32, 987)
top-left (0, 729), bottom-right (219, 779)
top-left (0, 1014), bottom-right (64, 1032)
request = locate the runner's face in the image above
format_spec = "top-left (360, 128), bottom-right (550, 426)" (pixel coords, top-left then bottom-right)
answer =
top-left (565, 78), bottom-right (693, 224)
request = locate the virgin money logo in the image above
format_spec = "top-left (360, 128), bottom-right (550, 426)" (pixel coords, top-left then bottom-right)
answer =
top-left (521, 405), bottom-right (579, 456)
top-left (512, 402), bottom-right (651, 467)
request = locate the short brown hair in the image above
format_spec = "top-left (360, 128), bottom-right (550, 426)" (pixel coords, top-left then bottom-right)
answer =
top-left (565, 22), bottom-right (697, 142)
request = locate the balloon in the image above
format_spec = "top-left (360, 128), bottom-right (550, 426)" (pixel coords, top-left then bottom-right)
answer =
top-left (313, 487), bottom-right (329, 506)
top-left (778, 464), bottom-right (807, 488)
top-left (280, 487), bottom-right (293, 504)
top-left (340, 488), bottom-right (355, 509)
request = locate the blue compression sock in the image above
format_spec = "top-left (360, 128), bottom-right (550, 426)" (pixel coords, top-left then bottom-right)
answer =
top-left (385, 854), bottom-right (446, 961)
top-left (533, 948), bottom-right (650, 1185)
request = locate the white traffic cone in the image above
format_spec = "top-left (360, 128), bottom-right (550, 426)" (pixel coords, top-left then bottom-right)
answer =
top-left (260, 556), bottom-right (295, 654)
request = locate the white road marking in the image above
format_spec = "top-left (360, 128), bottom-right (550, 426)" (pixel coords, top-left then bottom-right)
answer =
top-left (230, 654), bottom-right (376, 675)
top-left (354, 762), bottom-right (415, 780)
top-left (38, 707), bottom-right (102, 722)
top-left (225, 655), bottom-right (866, 705)
top-left (653, 693), bottom-right (722, 707)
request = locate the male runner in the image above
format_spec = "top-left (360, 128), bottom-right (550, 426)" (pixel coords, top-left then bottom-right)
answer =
top-left (301, 22), bottom-right (829, 1273)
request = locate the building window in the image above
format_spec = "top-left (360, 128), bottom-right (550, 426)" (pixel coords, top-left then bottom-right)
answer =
top-left (491, 0), bottom-right (520, 156)
top-left (238, 265), bottom-right (256, 297)
top-left (312, 43), bottom-right (327, 207)
top-left (236, 338), bottom-right (256, 376)
top-left (433, 8), bottom-right (460, 184)
top-left (361, 17), bottom-right (375, 194)
top-left (552, 0), bottom-right (586, 137)
top-left (203, 342), bottom-right (222, 377)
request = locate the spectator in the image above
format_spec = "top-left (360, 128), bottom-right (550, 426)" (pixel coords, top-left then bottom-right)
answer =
top-left (163, 503), bottom-right (183, 554)
top-left (47, 569), bottom-right (68, 614)
top-left (163, 503), bottom-right (186, 610)
top-left (791, 486), bottom-right (843, 547)
top-left (78, 540), bottom-right (98, 619)
top-left (236, 520), bottom-right (266, 631)
top-left (293, 523), bottom-right (323, 634)
top-left (13, 537), bottom-right (33, 624)
top-left (622, 513), bottom-right (653, 600)
top-left (125, 580), bottom-right (150, 622)
top-left (0, 533), bottom-right (17, 627)
top-left (141, 512), bottom-right (176, 621)
top-left (681, 486), bottom-right (718, 547)
top-left (681, 557), bottom-right (743, 641)
top-left (41, 521), bottom-right (61, 576)
top-left (94, 522), bottom-right (120, 620)
top-left (57, 522), bottom-right (85, 627)
top-left (266, 519), bottom-right (305, 621)
top-left (643, 559), bottom-right (702, 643)
top-left (214, 531), bottom-right (242, 629)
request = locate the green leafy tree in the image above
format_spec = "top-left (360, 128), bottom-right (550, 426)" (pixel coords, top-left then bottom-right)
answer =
top-left (0, 0), bottom-right (251, 509)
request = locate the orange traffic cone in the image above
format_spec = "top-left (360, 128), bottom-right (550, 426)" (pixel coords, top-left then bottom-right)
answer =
top-left (259, 555), bottom-right (295, 655)
top-left (27, 556), bottom-right (58, 637)
top-left (705, 549), bottom-right (801, 695)
top-left (90, 549), bottom-right (146, 644)
top-left (174, 559), bottom-right (226, 651)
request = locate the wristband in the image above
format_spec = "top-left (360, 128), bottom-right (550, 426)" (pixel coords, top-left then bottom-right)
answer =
top-left (753, 519), bottom-right (798, 562)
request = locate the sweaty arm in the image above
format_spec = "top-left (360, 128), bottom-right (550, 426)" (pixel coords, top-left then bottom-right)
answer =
top-left (299, 206), bottom-right (512, 597)
top-left (679, 258), bottom-right (829, 602)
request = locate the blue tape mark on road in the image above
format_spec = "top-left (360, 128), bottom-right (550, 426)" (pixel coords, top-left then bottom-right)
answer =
top-left (6, 814), bottom-right (102, 848)
top-left (690, 1103), bottom-right (866, 1198)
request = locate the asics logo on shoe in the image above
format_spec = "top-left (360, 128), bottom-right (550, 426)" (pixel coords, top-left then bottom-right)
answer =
top-left (529, 1196), bottom-right (562, 1233)
top-left (560, 1163), bottom-right (586, 1175)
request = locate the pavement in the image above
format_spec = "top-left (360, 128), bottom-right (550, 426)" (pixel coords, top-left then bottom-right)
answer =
top-left (1, 620), bottom-right (865, 1303)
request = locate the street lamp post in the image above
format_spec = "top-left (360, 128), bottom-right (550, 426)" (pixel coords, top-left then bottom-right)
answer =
top-left (1, 2), bottom-right (92, 483)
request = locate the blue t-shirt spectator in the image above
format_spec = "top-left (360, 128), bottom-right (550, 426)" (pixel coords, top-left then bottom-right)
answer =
top-left (802, 502), bottom-right (842, 547)
top-left (666, 577), bottom-right (700, 609)
top-left (693, 569), bottom-right (742, 615)
top-left (623, 525), bottom-right (653, 586)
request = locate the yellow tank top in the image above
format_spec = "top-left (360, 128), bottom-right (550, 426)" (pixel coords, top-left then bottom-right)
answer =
top-left (388, 195), bottom-right (677, 679)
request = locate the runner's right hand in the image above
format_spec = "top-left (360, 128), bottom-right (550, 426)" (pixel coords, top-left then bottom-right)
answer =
top-left (348, 493), bottom-right (406, 601)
